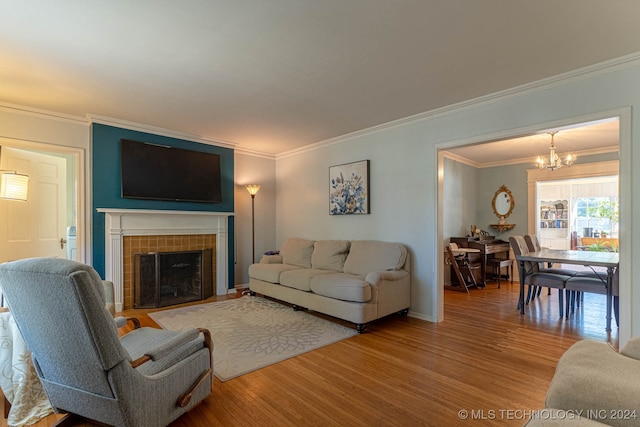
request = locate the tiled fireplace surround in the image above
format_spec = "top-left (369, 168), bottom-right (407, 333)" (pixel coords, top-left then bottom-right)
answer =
top-left (97, 209), bottom-right (232, 312)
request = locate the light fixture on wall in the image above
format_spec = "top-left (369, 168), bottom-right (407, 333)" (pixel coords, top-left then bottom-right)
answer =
top-left (535, 131), bottom-right (576, 171)
top-left (245, 184), bottom-right (261, 264)
top-left (0, 171), bottom-right (29, 201)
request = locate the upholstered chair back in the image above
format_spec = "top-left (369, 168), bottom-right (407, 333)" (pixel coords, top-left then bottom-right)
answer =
top-left (0, 258), bottom-right (128, 396)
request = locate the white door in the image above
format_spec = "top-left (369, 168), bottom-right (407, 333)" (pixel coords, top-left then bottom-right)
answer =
top-left (0, 147), bottom-right (67, 262)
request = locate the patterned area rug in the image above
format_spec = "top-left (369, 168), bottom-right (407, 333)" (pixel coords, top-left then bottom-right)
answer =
top-left (148, 296), bottom-right (357, 381)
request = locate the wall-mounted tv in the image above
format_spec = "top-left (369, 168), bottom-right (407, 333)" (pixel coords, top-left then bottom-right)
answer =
top-left (120, 139), bottom-right (222, 203)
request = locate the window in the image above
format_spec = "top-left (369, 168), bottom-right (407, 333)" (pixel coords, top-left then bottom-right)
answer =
top-left (534, 173), bottom-right (618, 249)
top-left (574, 197), bottom-right (619, 238)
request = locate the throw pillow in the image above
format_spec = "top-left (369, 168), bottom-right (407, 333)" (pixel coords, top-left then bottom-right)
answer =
top-left (280, 238), bottom-right (315, 268)
top-left (311, 240), bottom-right (350, 271)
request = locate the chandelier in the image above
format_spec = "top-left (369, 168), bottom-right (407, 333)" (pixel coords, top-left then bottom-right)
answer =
top-left (535, 131), bottom-right (575, 170)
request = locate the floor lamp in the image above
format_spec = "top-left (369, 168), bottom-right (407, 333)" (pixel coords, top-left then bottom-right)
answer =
top-left (245, 184), bottom-right (261, 264)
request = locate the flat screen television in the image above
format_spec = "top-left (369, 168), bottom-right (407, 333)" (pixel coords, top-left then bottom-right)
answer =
top-left (120, 139), bottom-right (222, 203)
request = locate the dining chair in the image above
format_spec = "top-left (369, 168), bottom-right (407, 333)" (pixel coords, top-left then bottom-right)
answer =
top-left (564, 268), bottom-right (619, 326)
top-left (509, 236), bottom-right (572, 317)
top-left (523, 234), bottom-right (545, 299)
top-left (524, 234), bottom-right (579, 299)
top-left (524, 233), bottom-right (616, 322)
top-left (524, 234), bottom-right (579, 275)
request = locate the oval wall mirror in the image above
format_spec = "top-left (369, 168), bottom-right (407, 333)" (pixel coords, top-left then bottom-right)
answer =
top-left (492, 185), bottom-right (515, 219)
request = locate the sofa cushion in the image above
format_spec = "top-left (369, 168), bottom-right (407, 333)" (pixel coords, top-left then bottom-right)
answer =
top-left (311, 240), bottom-right (350, 271)
top-left (343, 240), bottom-right (407, 277)
top-left (310, 273), bottom-right (372, 303)
top-left (280, 238), bottom-right (315, 268)
top-left (280, 268), bottom-right (335, 291)
top-left (248, 263), bottom-right (302, 284)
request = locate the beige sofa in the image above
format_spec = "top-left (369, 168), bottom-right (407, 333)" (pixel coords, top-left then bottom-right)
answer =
top-left (524, 338), bottom-right (640, 426)
top-left (248, 238), bottom-right (410, 332)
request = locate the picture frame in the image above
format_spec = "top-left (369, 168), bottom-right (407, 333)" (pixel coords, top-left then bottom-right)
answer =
top-left (329, 160), bottom-right (369, 215)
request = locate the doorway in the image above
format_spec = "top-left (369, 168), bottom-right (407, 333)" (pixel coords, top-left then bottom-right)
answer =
top-left (0, 144), bottom-right (80, 263)
top-left (438, 115), bottom-right (623, 334)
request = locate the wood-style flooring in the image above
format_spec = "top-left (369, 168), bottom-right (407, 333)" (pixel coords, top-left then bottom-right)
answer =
top-left (3, 280), bottom-right (618, 427)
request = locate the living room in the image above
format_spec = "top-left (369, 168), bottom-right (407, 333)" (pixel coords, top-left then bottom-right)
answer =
top-left (2, 3), bottom-right (640, 426)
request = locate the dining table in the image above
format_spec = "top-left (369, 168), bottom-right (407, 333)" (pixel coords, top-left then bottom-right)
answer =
top-left (515, 249), bottom-right (619, 331)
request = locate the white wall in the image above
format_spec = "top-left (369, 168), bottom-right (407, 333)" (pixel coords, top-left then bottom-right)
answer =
top-left (443, 157), bottom-right (478, 240)
top-left (0, 107), bottom-right (89, 150)
top-left (277, 120), bottom-right (437, 321)
top-left (234, 151), bottom-right (277, 285)
top-left (274, 54), bottom-right (639, 345)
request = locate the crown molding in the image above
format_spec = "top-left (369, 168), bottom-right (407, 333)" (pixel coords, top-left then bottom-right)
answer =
top-left (443, 145), bottom-right (619, 170)
top-left (233, 148), bottom-right (276, 160)
top-left (0, 102), bottom-right (88, 126)
top-left (234, 147), bottom-right (276, 160)
top-left (277, 52), bottom-right (640, 160)
top-left (87, 114), bottom-right (238, 150)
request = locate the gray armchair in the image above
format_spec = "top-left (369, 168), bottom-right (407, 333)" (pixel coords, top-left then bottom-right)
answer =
top-left (0, 257), bottom-right (213, 427)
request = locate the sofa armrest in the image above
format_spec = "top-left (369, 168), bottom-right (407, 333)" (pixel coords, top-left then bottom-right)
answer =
top-left (620, 336), bottom-right (640, 360)
top-left (365, 270), bottom-right (408, 285)
top-left (545, 340), bottom-right (640, 426)
top-left (260, 255), bottom-right (283, 264)
top-left (368, 270), bottom-right (411, 318)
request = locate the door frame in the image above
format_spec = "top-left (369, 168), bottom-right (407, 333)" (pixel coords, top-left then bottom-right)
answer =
top-left (0, 137), bottom-right (86, 263)
top-left (436, 107), bottom-right (631, 344)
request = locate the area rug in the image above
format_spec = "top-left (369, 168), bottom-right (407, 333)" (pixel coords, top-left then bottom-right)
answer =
top-left (148, 296), bottom-right (357, 381)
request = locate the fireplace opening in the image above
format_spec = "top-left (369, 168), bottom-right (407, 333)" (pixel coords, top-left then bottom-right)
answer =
top-left (134, 248), bottom-right (213, 308)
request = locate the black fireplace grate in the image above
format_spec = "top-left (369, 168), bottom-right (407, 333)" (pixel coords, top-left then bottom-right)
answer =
top-left (134, 248), bottom-right (213, 308)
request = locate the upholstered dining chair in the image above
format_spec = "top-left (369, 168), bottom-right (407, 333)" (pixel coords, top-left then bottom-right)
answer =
top-left (564, 268), bottom-right (620, 325)
top-left (0, 257), bottom-right (213, 427)
top-left (524, 234), bottom-right (579, 299)
top-left (509, 236), bottom-right (572, 317)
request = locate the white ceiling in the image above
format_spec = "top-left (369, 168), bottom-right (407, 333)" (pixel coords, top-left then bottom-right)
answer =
top-left (443, 117), bottom-right (620, 168)
top-left (1, 1), bottom-right (639, 155)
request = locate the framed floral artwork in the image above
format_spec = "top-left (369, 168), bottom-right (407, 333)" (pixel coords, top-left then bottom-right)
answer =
top-left (329, 160), bottom-right (369, 215)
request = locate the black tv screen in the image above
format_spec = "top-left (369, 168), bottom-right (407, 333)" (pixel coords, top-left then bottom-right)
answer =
top-left (120, 139), bottom-right (222, 203)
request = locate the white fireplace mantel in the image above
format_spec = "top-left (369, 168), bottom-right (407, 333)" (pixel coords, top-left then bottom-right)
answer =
top-left (97, 208), bottom-right (234, 312)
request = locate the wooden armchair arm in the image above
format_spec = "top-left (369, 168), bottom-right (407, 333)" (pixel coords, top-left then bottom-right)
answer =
top-left (130, 328), bottom-right (212, 371)
top-left (114, 316), bottom-right (140, 329)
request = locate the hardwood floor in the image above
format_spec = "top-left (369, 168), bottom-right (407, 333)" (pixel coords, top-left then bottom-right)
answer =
top-left (4, 281), bottom-right (617, 427)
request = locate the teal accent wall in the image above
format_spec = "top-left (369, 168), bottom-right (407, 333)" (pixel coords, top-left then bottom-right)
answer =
top-left (91, 123), bottom-right (235, 287)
